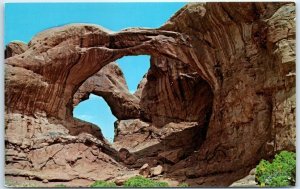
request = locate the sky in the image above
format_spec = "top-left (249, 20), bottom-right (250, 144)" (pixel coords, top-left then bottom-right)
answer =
top-left (5, 3), bottom-right (186, 142)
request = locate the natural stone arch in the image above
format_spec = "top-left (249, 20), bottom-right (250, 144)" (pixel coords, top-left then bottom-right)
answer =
top-left (5, 25), bottom-right (218, 121)
top-left (73, 62), bottom-right (141, 120)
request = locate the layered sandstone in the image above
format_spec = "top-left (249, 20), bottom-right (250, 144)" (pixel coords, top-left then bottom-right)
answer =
top-left (73, 62), bottom-right (140, 120)
top-left (5, 2), bottom-right (295, 187)
top-left (139, 57), bottom-right (213, 127)
top-left (160, 3), bottom-right (295, 185)
top-left (5, 112), bottom-right (127, 182)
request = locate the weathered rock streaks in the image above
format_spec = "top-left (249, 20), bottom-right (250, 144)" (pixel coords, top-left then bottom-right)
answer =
top-left (5, 113), bottom-right (124, 182)
top-left (5, 2), bottom-right (295, 186)
top-left (73, 62), bottom-right (141, 120)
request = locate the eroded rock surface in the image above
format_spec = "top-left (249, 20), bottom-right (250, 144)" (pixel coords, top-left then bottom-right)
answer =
top-left (5, 2), bottom-right (295, 187)
top-left (160, 3), bottom-right (295, 186)
top-left (140, 57), bottom-right (213, 127)
top-left (73, 62), bottom-right (140, 119)
top-left (5, 113), bottom-right (126, 182)
top-left (5, 41), bottom-right (28, 58)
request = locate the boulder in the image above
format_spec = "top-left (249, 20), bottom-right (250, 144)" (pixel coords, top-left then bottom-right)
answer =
top-left (150, 165), bottom-right (164, 177)
top-left (5, 41), bottom-right (28, 58)
top-left (139, 163), bottom-right (150, 177)
top-left (158, 149), bottom-right (184, 164)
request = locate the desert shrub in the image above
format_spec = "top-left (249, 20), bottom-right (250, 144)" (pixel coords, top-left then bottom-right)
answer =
top-left (124, 176), bottom-right (169, 187)
top-left (178, 182), bottom-right (189, 187)
top-left (54, 184), bottom-right (67, 187)
top-left (90, 180), bottom-right (117, 187)
top-left (255, 151), bottom-right (296, 187)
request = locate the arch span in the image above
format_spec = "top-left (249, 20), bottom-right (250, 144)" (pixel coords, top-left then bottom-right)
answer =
top-left (5, 25), bottom-right (218, 121)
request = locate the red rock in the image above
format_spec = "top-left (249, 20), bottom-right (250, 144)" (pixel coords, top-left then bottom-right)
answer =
top-left (73, 62), bottom-right (140, 120)
top-left (5, 41), bottom-right (28, 58)
top-left (158, 149), bottom-right (184, 164)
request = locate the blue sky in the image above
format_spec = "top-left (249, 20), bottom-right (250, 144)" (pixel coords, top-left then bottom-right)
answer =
top-left (5, 3), bottom-right (186, 142)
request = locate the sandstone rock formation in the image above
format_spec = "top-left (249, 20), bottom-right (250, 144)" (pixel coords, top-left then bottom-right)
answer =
top-left (113, 120), bottom-right (206, 169)
top-left (140, 57), bottom-right (213, 126)
top-left (5, 112), bottom-right (127, 182)
top-left (160, 3), bottom-right (295, 186)
top-left (73, 62), bottom-right (140, 120)
top-left (5, 41), bottom-right (28, 58)
top-left (5, 2), bottom-right (295, 187)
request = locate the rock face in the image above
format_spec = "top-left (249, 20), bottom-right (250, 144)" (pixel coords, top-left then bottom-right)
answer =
top-left (160, 3), bottom-right (296, 186)
top-left (140, 57), bottom-right (213, 127)
top-left (5, 41), bottom-right (28, 58)
top-left (113, 120), bottom-right (206, 169)
top-left (5, 2), bottom-right (295, 187)
top-left (73, 62), bottom-right (140, 119)
top-left (5, 113), bottom-right (126, 182)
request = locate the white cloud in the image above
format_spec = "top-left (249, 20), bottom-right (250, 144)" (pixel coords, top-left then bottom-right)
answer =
top-left (76, 114), bottom-right (94, 120)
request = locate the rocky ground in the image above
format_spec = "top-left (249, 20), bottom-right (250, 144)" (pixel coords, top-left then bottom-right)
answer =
top-left (5, 2), bottom-right (295, 187)
top-left (229, 169), bottom-right (257, 187)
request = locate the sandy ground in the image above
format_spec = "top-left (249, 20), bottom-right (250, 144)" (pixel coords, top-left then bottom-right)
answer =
top-left (5, 175), bottom-right (181, 188)
top-left (5, 176), bottom-right (94, 187)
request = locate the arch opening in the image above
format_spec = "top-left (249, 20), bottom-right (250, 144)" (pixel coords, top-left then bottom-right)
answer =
top-left (116, 55), bottom-right (150, 94)
top-left (72, 55), bottom-right (151, 142)
top-left (73, 94), bottom-right (117, 142)
top-left (71, 52), bottom-right (214, 173)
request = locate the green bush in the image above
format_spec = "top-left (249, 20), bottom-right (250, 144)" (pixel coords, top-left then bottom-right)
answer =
top-left (124, 176), bottom-right (169, 187)
top-left (90, 180), bottom-right (117, 187)
top-left (178, 182), bottom-right (189, 187)
top-left (255, 151), bottom-right (296, 187)
top-left (54, 184), bottom-right (67, 187)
